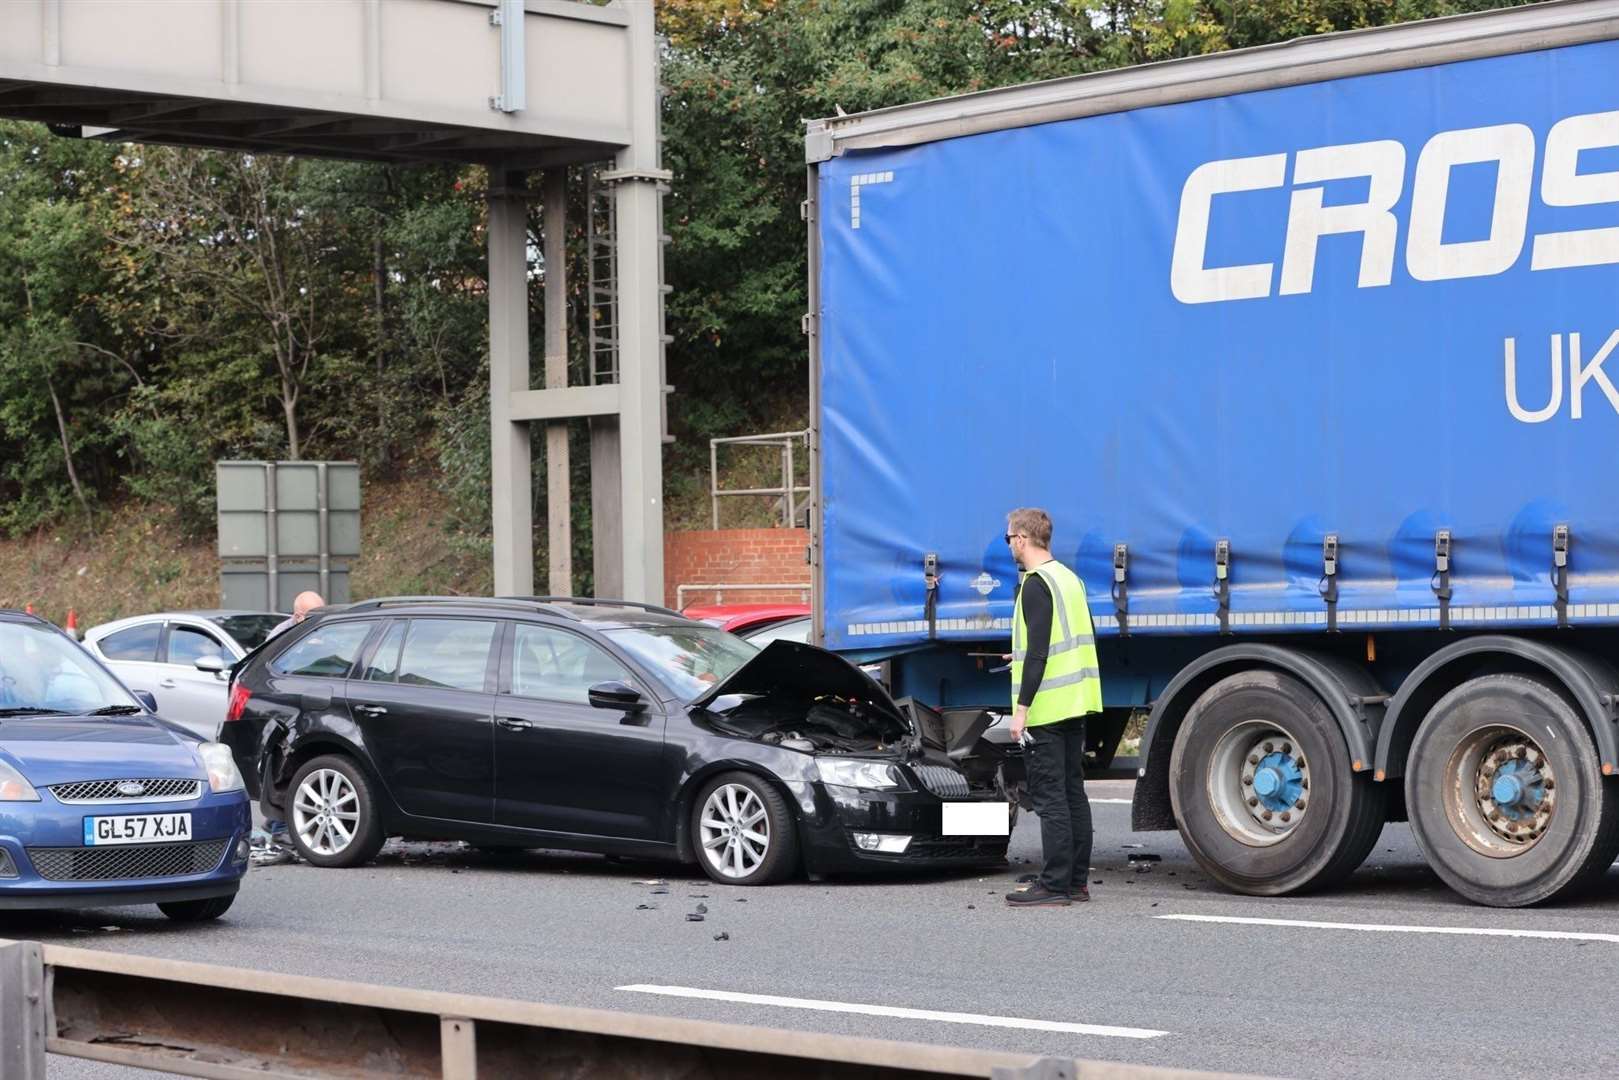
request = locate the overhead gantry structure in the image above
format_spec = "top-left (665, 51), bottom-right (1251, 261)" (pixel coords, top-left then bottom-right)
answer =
top-left (0, 0), bottom-right (668, 602)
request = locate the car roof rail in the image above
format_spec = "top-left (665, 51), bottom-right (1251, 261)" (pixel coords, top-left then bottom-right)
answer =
top-left (341, 596), bottom-right (580, 619)
top-left (503, 596), bottom-right (686, 619)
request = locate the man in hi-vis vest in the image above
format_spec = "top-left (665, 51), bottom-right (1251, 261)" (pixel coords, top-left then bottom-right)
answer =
top-left (1004, 508), bottom-right (1103, 907)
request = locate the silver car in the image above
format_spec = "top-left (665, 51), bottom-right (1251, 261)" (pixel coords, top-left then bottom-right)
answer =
top-left (83, 611), bottom-right (286, 738)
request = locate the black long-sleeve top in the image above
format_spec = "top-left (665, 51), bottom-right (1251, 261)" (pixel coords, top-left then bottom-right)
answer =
top-left (1015, 571), bottom-right (1053, 708)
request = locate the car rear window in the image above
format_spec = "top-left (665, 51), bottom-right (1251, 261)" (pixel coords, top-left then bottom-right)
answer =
top-left (210, 614), bottom-right (284, 651)
top-left (99, 623), bottom-right (160, 661)
top-left (269, 621), bottom-right (375, 679)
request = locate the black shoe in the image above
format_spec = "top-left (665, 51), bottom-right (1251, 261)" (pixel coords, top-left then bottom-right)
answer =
top-left (1005, 884), bottom-right (1071, 907)
top-left (1073, 886), bottom-right (1091, 902)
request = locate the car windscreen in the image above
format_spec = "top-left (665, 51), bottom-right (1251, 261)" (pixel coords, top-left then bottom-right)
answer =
top-left (210, 614), bottom-right (285, 651)
top-left (602, 625), bottom-right (758, 702)
top-left (0, 622), bottom-right (139, 715)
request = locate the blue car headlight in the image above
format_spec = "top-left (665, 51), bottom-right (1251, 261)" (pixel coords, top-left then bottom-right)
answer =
top-left (0, 760), bottom-right (39, 802)
top-left (816, 758), bottom-right (903, 790)
top-left (198, 742), bottom-right (245, 794)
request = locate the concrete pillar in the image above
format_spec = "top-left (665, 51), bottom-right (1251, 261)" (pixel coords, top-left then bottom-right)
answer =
top-left (612, 0), bottom-right (665, 606)
top-left (542, 169), bottom-right (571, 596)
top-left (590, 418), bottom-right (623, 599)
top-left (487, 169), bottom-right (533, 597)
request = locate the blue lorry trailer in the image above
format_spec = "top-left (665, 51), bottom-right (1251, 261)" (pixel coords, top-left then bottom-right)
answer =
top-left (803, 0), bottom-right (1619, 907)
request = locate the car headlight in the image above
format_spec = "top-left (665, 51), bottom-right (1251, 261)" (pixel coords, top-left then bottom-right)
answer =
top-left (0, 760), bottom-right (39, 802)
top-left (816, 758), bottom-right (903, 790)
top-left (198, 742), bottom-right (245, 794)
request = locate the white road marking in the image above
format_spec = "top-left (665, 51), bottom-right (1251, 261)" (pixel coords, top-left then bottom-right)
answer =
top-left (1157, 913), bottom-right (1619, 944)
top-left (616, 985), bottom-right (1170, 1039)
top-left (1091, 798), bottom-right (1131, 804)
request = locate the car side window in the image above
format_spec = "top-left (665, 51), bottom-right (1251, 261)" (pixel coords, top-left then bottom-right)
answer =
top-left (361, 622), bottom-right (407, 683)
top-left (510, 624), bottom-right (629, 705)
top-left (269, 621), bottom-right (375, 679)
top-left (99, 623), bottom-right (160, 662)
top-left (396, 619), bottom-right (496, 693)
top-left (168, 626), bottom-right (225, 667)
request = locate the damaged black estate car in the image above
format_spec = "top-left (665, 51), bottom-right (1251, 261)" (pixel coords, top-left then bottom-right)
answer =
top-left (221, 597), bottom-right (1023, 885)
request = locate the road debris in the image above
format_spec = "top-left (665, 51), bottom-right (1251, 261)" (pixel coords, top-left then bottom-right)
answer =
top-left (713, 932), bottom-right (730, 941)
top-left (1127, 853), bottom-right (1162, 863)
top-left (686, 913), bottom-right (705, 922)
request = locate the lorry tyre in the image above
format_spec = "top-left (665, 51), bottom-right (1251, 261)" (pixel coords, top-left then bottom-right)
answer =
top-left (1169, 670), bottom-right (1385, 896)
top-left (1405, 674), bottom-right (1619, 907)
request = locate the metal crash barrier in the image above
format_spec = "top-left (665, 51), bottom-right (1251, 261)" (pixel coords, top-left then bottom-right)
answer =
top-left (0, 939), bottom-right (1254, 1080)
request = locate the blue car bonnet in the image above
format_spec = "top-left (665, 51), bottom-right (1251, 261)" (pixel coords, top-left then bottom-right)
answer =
top-left (0, 715), bottom-right (206, 787)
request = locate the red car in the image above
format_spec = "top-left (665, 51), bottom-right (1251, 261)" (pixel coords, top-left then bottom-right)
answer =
top-left (681, 602), bottom-right (809, 636)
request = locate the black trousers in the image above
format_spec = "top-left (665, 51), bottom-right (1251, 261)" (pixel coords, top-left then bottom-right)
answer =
top-left (1026, 717), bottom-right (1093, 894)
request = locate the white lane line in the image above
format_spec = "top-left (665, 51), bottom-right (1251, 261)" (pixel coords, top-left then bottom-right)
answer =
top-left (1091, 798), bottom-right (1131, 804)
top-left (1157, 913), bottom-right (1619, 944)
top-left (616, 985), bottom-right (1169, 1039)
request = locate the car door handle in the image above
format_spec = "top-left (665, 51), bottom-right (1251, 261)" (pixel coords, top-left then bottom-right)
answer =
top-left (158, 679), bottom-right (177, 690)
top-left (496, 717), bottom-right (533, 732)
top-left (353, 704), bottom-right (388, 718)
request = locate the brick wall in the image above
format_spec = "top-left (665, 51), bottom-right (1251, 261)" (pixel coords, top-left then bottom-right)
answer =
top-left (664, 528), bottom-right (811, 610)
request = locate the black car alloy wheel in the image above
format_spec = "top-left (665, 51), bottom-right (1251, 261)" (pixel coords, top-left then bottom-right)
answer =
top-left (692, 772), bottom-right (798, 886)
top-left (287, 755), bottom-right (386, 868)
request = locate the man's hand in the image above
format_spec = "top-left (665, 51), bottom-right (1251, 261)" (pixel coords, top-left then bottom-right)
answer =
top-left (1010, 704), bottom-right (1029, 744)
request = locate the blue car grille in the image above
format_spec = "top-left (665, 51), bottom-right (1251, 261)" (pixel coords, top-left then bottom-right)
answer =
top-left (0, 850), bottom-right (15, 879)
top-left (26, 840), bottom-right (229, 882)
top-left (48, 778), bottom-right (202, 804)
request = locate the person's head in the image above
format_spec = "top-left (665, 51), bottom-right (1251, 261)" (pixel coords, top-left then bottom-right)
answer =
top-left (291, 591), bottom-right (326, 623)
top-left (1005, 508), bottom-right (1053, 569)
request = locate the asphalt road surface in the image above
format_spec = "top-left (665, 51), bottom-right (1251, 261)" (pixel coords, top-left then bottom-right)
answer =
top-left (29, 780), bottom-right (1619, 1079)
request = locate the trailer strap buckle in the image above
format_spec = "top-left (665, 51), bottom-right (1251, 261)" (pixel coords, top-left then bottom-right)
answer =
top-left (1432, 529), bottom-right (1453, 631)
top-left (923, 552), bottom-right (939, 640)
top-left (1112, 543), bottom-right (1130, 638)
top-left (1553, 525), bottom-right (1570, 630)
top-left (1319, 534), bottom-right (1340, 633)
top-left (1214, 539), bottom-right (1231, 635)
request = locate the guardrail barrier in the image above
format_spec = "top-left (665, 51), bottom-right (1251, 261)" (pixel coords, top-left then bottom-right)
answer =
top-left (0, 939), bottom-right (1256, 1080)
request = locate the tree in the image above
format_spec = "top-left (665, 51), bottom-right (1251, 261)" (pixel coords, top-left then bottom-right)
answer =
top-left (0, 123), bottom-right (128, 529)
top-left (114, 150), bottom-right (346, 460)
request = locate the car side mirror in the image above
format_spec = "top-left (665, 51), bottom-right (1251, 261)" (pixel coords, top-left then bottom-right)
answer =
top-left (133, 690), bottom-right (157, 712)
top-left (588, 681), bottom-right (644, 712)
top-left (194, 654), bottom-right (228, 677)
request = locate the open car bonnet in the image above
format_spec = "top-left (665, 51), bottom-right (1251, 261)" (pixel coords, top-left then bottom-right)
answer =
top-left (690, 640), bottom-right (909, 729)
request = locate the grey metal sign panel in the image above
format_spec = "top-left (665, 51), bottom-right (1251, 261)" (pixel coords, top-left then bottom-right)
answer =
top-left (222, 563), bottom-right (351, 612)
top-left (217, 462), bottom-right (361, 606)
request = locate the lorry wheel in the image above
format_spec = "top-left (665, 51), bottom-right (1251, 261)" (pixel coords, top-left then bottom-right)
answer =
top-left (1169, 670), bottom-right (1384, 896)
top-left (1405, 674), bottom-right (1619, 907)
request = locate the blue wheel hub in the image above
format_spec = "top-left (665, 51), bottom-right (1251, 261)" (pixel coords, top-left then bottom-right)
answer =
top-left (1250, 751), bottom-right (1305, 814)
top-left (1470, 735), bottom-right (1557, 848)
top-left (1488, 758), bottom-right (1544, 822)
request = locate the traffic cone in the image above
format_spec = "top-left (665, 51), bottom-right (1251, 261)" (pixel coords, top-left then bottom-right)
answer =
top-left (66, 609), bottom-right (79, 640)
top-left (24, 603), bottom-right (33, 615)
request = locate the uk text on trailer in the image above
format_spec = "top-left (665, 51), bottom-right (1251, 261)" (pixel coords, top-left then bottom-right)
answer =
top-left (804, 0), bottom-right (1619, 907)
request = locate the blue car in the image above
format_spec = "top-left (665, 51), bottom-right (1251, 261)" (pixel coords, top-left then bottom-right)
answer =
top-left (0, 610), bottom-right (250, 920)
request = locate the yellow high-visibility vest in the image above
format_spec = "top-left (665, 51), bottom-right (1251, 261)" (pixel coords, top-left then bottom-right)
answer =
top-left (1011, 560), bottom-right (1103, 726)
